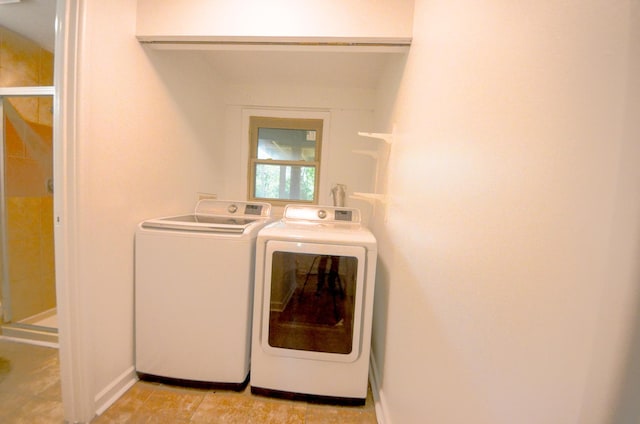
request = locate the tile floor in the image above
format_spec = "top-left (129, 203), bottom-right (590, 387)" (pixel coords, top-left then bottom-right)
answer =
top-left (0, 338), bottom-right (64, 423)
top-left (95, 380), bottom-right (378, 424)
top-left (0, 338), bottom-right (378, 423)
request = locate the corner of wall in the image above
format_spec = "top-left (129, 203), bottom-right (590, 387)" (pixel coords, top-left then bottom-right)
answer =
top-left (369, 351), bottom-right (391, 424)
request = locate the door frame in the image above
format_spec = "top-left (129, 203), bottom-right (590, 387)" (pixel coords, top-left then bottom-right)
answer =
top-left (53, 0), bottom-right (95, 422)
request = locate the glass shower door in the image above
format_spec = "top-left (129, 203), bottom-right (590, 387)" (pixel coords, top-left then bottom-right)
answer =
top-left (0, 90), bottom-right (57, 342)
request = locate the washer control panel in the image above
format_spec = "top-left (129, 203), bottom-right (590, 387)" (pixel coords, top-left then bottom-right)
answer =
top-left (195, 200), bottom-right (271, 218)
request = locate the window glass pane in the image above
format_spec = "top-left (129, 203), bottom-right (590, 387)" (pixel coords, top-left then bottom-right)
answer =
top-left (255, 164), bottom-right (315, 201)
top-left (268, 252), bottom-right (358, 354)
top-left (257, 128), bottom-right (317, 161)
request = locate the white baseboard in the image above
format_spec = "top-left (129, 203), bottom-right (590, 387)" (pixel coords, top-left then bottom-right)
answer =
top-left (369, 352), bottom-right (391, 424)
top-left (94, 366), bottom-right (138, 416)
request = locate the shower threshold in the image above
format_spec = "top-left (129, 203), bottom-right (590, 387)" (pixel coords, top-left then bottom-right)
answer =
top-left (0, 308), bottom-right (58, 346)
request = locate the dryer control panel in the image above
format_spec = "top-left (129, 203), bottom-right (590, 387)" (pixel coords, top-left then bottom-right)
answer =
top-left (283, 205), bottom-right (361, 224)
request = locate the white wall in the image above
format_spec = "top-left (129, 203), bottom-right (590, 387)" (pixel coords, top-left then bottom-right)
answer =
top-left (371, 1), bottom-right (640, 423)
top-left (220, 81), bottom-right (382, 215)
top-left (68, 0), bottom-right (226, 418)
top-left (136, 0), bottom-right (413, 43)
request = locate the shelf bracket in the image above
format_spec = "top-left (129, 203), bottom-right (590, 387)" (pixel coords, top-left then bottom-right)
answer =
top-left (357, 131), bottom-right (393, 144)
top-left (350, 192), bottom-right (387, 204)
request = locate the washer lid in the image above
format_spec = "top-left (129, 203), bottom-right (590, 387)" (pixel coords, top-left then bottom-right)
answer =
top-left (141, 214), bottom-right (257, 233)
top-left (141, 200), bottom-right (272, 233)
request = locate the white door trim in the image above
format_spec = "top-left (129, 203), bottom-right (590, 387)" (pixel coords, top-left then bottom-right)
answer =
top-left (54, 0), bottom-right (95, 422)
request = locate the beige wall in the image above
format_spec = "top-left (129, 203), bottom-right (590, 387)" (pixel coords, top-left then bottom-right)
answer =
top-left (1, 25), bottom-right (55, 322)
top-left (372, 1), bottom-right (640, 423)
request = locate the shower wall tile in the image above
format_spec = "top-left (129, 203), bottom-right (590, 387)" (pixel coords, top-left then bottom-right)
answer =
top-left (5, 197), bottom-right (56, 322)
top-left (39, 49), bottom-right (54, 87)
top-left (0, 27), bottom-right (39, 87)
top-left (42, 233), bottom-right (55, 278)
top-left (4, 112), bottom-right (52, 197)
top-left (8, 235), bottom-right (42, 282)
top-left (5, 157), bottom-right (47, 197)
top-left (6, 282), bottom-right (28, 322)
top-left (3, 117), bottom-right (24, 158)
top-left (10, 278), bottom-right (40, 322)
top-left (38, 96), bottom-right (54, 127)
top-left (42, 275), bottom-right (57, 311)
top-left (34, 119), bottom-right (54, 146)
top-left (6, 197), bottom-right (42, 242)
top-left (10, 277), bottom-right (56, 323)
top-left (41, 197), bottom-right (54, 238)
top-left (9, 275), bottom-right (55, 322)
top-left (8, 97), bottom-right (39, 127)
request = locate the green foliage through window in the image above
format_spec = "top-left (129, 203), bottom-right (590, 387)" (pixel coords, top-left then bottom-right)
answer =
top-left (249, 116), bottom-right (323, 205)
top-left (254, 165), bottom-right (316, 201)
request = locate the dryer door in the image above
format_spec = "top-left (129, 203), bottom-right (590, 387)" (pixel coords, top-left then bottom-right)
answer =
top-left (261, 240), bottom-right (366, 363)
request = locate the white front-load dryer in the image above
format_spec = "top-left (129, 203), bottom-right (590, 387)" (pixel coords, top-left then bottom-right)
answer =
top-left (135, 200), bottom-right (272, 388)
top-left (250, 205), bottom-right (377, 404)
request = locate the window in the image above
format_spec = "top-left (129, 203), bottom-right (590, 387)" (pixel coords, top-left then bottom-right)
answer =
top-left (248, 116), bottom-right (323, 205)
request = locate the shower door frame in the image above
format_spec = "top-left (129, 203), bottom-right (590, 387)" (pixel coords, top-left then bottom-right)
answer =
top-left (0, 86), bottom-right (55, 323)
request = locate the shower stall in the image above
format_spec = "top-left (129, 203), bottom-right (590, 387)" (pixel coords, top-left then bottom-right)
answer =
top-left (0, 87), bottom-right (57, 345)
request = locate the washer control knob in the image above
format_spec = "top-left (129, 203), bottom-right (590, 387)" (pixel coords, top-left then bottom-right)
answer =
top-left (318, 209), bottom-right (327, 219)
top-left (228, 204), bottom-right (238, 214)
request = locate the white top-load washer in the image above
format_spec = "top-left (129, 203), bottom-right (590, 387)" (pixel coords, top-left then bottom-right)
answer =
top-left (135, 199), bottom-right (272, 388)
top-left (250, 204), bottom-right (377, 404)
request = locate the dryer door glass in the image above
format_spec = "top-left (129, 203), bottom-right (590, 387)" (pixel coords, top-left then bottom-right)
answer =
top-left (262, 241), bottom-right (366, 362)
